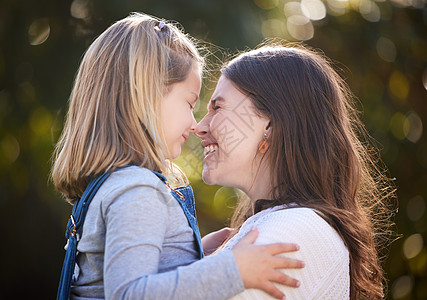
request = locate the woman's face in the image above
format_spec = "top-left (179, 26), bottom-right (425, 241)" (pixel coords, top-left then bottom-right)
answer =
top-left (196, 75), bottom-right (270, 191)
top-left (161, 64), bottom-right (202, 159)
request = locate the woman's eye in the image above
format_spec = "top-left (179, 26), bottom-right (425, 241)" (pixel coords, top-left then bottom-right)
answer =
top-left (213, 105), bottom-right (220, 111)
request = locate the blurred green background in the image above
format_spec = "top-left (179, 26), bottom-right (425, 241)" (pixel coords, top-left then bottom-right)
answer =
top-left (0, 0), bottom-right (426, 298)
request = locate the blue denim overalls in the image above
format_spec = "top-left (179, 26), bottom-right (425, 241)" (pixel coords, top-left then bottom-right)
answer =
top-left (57, 167), bottom-right (204, 300)
top-left (151, 170), bottom-right (204, 259)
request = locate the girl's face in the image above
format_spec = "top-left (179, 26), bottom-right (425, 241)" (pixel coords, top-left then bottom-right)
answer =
top-left (195, 75), bottom-right (270, 192)
top-left (161, 64), bottom-right (201, 159)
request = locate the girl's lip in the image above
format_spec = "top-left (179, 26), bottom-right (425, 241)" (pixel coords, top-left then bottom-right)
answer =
top-left (182, 135), bottom-right (189, 142)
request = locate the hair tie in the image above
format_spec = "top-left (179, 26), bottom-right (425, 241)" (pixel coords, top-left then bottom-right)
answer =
top-left (155, 21), bottom-right (165, 32)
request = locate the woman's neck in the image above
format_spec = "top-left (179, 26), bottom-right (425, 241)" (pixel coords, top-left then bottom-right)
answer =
top-left (245, 164), bottom-right (274, 202)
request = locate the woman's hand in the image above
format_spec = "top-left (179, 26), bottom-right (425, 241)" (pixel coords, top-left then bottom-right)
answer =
top-left (202, 227), bottom-right (234, 255)
top-left (232, 227), bottom-right (305, 299)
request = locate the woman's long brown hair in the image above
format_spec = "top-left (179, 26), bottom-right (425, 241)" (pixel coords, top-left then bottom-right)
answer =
top-left (223, 44), bottom-right (396, 299)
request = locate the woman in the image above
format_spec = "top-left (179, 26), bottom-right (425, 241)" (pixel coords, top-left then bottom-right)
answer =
top-left (196, 45), bottom-right (395, 299)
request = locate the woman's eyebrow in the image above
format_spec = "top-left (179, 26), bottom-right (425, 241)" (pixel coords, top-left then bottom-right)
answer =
top-left (209, 96), bottom-right (225, 109)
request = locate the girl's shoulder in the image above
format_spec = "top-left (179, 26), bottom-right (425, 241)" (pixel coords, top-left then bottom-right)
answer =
top-left (93, 165), bottom-right (171, 207)
top-left (109, 165), bottom-right (166, 188)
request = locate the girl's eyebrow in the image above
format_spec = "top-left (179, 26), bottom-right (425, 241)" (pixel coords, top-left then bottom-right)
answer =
top-left (189, 92), bottom-right (199, 105)
top-left (190, 91), bottom-right (199, 101)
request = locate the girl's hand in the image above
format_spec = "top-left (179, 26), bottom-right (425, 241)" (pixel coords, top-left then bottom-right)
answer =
top-left (232, 226), bottom-right (305, 299)
top-left (202, 227), bottom-right (234, 255)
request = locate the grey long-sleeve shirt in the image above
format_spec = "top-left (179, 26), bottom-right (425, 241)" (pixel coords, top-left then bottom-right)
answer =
top-left (70, 166), bottom-right (244, 300)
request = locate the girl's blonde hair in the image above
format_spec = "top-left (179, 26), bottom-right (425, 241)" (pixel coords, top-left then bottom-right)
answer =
top-left (52, 13), bottom-right (203, 203)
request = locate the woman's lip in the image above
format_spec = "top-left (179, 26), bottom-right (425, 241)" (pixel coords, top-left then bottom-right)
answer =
top-left (204, 150), bottom-right (216, 160)
top-left (201, 140), bottom-right (218, 148)
top-left (203, 144), bottom-right (218, 158)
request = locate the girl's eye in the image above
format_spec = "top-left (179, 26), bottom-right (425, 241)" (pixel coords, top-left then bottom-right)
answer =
top-left (189, 103), bottom-right (194, 110)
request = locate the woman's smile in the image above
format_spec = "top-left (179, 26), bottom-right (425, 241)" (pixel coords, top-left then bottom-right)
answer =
top-left (203, 143), bottom-right (219, 158)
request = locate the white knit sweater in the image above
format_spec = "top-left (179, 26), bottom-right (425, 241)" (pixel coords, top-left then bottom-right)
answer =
top-left (223, 206), bottom-right (350, 299)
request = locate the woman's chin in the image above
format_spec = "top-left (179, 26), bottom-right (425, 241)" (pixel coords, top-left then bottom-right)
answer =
top-left (201, 172), bottom-right (213, 185)
top-left (201, 169), bottom-right (218, 185)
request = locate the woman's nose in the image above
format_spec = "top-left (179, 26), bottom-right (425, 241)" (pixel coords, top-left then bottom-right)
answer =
top-left (195, 116), bottom-right (209, 138)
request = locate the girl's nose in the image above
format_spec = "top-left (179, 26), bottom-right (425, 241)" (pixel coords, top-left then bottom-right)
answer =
top-left (189, 116), bottom-right (197, 133)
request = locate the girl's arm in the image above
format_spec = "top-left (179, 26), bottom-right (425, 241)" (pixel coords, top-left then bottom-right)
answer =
top-left (103, 185), bottom-right (303, 300)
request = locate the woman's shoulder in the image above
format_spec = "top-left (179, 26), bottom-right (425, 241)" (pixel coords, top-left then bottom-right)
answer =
top-left (256, 206), bottom-right (330, 229)
top-left (259, 206), bottom-right (325, 225)
top-left (252, 206), bottom-right (348, 254)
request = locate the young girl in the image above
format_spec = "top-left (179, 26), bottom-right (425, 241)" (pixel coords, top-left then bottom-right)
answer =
top-left (196, 45), bottom-right (395, 299)
top-left (52, 13), bottom-right (304, 300)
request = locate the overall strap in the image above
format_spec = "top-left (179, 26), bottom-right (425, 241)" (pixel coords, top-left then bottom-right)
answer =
top-left (172, 186), bottom-right (204, 259)
top-left (151, 171), bottom-right (204, 259)
top-left (57, 172), bottom-right (111, 300)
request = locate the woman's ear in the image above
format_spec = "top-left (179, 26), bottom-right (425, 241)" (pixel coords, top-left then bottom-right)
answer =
top-left (264, 121), bottom-right (272, 136)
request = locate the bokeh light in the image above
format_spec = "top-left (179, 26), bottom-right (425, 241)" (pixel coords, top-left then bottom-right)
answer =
top-left (392, 275), bottom-right (413, 299)
top-left (28, 18), bottom-right (50, 46)
top-left (376, 37), bottom-right (397, 63)
top-left (389, 70), bottom-right (410, 103)
top-left (301, 0), bottom-right (327, 21)
top-left (407, 195), bottom-right (426, 222)
top-left (287, 15), bottom-right (314, 40)
top-left (404, 111), bottom-right (423, 143)
top-left (403, 233), bottom-right (424, 260)
top-left (326, 0), bottom-right (349, 16)
top-left (283, 1), bottom-right (314, 40)
top-left (71, 0), bottom-right (91, 19)
top-left (29, 107), bottom-right (53, 136)
top-left (1, 135), bottom-right (20, 165)
top-left (390, 112), bottom-right (407, 140)
top-left (359, 0), bottom-right (381, 22)
top-left (284, 2), bottom-right (304, 18)
top-left (389, 111), bottom-right (423, 143)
